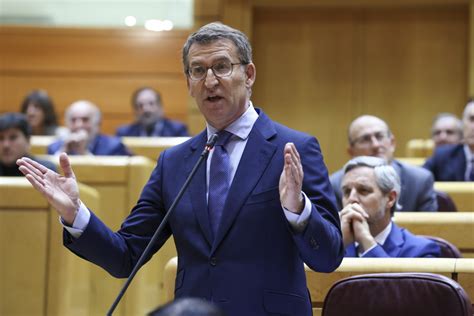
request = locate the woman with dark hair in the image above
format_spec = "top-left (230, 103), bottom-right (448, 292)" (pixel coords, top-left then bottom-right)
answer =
top-left (20, 89), bottom-right (60, 135)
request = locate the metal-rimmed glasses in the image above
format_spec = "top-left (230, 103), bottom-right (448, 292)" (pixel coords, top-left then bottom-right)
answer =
top-left (188, 61), bottom-right (246, 81)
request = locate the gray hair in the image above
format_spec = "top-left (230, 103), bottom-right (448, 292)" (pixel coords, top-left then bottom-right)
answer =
top-left (182, 22), bottom-right (253, 75)
top-left (343, 156), bottom-right (401, 214)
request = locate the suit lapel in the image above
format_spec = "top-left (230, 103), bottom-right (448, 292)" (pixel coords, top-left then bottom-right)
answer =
top-left (212, 113), bottom-right (277, 252)
top-left (186, 131), bottom-right (213, 247)
top-left (381, 223), bottom-right (404, 257)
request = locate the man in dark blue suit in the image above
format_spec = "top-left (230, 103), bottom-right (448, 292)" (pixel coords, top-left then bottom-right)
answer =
top-left (116, 87), bottom-right (189, 137)
top-left (47, 100), bottom-right (131, 156)
top-left (330, 115), bottom-right (437, 212)
top-left (424, 100), bottom-right (474, 181)
top-left (340, 156), bottom-right (440, 258)
top-left (18, 22), bottom-right (344, 316)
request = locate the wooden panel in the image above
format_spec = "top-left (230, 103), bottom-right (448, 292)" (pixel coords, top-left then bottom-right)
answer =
top-left (470, 0), bottom-right (474, 96)
top-left (0, 177), bottom-right (48, 208)
top-left (363, 8), bottom-right (468, 154)
top-left (47, 183), bottom-right (99, 316)
top-left (252, 6), bottom-right (468, 173)
top-left (0, 210), bottom-right (48, 316)
top-left (0, 26), bottom-right (190, 135)
top-left (0, 27), bottom-right (188, 73)
top-left (252, 8), bottom-right (358, 172)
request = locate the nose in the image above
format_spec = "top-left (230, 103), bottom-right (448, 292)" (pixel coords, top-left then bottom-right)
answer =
top-left (204, 68), bottom-right (219, 89)
top-left (347, 188), bottom-right (359, 204)
top-left (72, 118), bottom-right (83, 130)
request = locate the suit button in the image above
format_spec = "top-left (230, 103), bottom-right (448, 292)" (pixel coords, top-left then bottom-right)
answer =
top-left (310, 237), bottom-right (319, 250)
top-left (210, 257), bottom-right (217, 266)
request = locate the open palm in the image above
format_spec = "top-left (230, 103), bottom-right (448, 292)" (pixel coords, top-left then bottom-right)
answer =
top-left (17, 153), bottom-right (80, 225)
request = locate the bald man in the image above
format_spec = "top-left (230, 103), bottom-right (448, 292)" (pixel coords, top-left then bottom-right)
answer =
top-left (424, 99), bottom-right (474, 181)
top-left (330, 115), bottom-right (437, 212)
top-left (47, 100), bottom-right (131, 156)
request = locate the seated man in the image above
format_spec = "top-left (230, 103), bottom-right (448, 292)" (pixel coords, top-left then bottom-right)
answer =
top-left (424, 99), bottom-right (474, 181)
top-left (116, 87), bottom-right (189, 137)
top-left (330, 115), bottom-right (437, 212)
top-left (340, 156), bottom-right (440, 258)
top-left (48, 100), bottom-right (131, 156)
top-left (0, 112), bottom-right (55, 176)
top-left (431, 112), bottom-right (463, 148)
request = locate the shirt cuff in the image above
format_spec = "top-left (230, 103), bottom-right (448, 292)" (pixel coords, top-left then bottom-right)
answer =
top-left (60, 200), bottom-right (91, 239)
top-left (360, 244), bottom-right (378, 257)
top-left (283, 192), bottom-right (312, 233)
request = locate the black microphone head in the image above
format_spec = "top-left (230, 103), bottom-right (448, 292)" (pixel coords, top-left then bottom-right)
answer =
top-left (206, 133), bottom-right (219, 150)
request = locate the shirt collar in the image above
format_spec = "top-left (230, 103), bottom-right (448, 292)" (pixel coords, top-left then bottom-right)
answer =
top-left (374, 221), bottom-right (392, 245)
top-left (206, 101), bottom-right (258, 141)
top-left (464, 144), bottom-right (473, 162)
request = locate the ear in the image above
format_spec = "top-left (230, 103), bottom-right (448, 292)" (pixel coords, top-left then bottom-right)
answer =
top-left (386, 190), bottom-right (397, 210)
top-left (186, 76), bottom-right (193, 97)
top-left (245, 63), bottom-right (256, 88)
top-left (347, 145), bottom-right (354, 157)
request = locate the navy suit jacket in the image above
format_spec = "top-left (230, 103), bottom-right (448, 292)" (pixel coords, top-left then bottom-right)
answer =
top-left (64, 109), bottom-right (344, 316)
top-left (423, 144), bottom-right (467, 181)
top-left (330, 160), bottom-right (437, 212)
top-left (116, 118), bottom-right (189, 137)
top-left (47, 134), bottom-right (132, 156)
top-left (345, 222), bottom-right (440, 258)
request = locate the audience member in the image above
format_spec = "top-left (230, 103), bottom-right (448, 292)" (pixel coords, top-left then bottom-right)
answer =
top-left (47, 100), bottom-right (131, 156)
top-left (330, 115), bottom-right (437, 212)
top-left (431, 113), bottom-right (463, 147)
top-left (116, 87), bottom-right (189, 137)
top-left (148, 298), bottom-right (226, 316)
top-left (340, 156), bottom-right (440, 258)
top-left (0, 113), bottom-right (55, 176)
top-left (20, 89), bottom-right (65, 136)
top-left (424, 99), bottom-right (474, 181)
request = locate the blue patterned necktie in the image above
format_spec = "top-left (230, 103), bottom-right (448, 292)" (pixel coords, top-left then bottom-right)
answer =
top-left (208, 130), bottom-right (233, 236)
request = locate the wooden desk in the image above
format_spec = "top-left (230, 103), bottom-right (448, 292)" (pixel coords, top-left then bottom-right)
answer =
top-left (121, 136), bottom-right (190, 161)
top-left (405, 139), bottom-right (434, 158)
top-left (0, 177), bottom-right (99, 316)
top-left (394, 212), bottom-right (474, 257)
top-left (39, 155), bottom-right (178, 316)
top-left (434, 182), bottom-right (474, 212)
top-left (162, 257), bottom-right (474, 316)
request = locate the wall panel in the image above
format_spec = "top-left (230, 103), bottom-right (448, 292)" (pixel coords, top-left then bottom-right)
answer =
top-left (0, 27), bottom-right (190, 135)
top-left (252, 6), bottom-right (468, 172)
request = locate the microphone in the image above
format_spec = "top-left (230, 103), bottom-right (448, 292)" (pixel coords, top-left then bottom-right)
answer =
top-left (106, 133), bottom-right (218, 315)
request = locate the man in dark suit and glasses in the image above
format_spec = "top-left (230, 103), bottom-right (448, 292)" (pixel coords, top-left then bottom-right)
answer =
top-left (18, 22), bottom-right (343, 316)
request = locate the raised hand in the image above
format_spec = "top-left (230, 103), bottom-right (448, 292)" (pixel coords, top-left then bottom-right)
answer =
top-left (279, 143), bottom-right (304, 214)
top-left (17, 153), bottom-right (80, 225)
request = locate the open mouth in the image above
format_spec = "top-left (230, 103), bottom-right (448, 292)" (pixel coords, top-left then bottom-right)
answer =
top-left (206, 95), bottom-right (223, 102)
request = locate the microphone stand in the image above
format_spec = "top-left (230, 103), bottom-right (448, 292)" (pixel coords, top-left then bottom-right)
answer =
top-left (106, 134), bottom-right (218, 316)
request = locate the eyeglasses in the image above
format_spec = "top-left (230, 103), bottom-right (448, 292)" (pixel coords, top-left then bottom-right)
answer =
top-left (188, 61), bottom-right (246, 81)
top-left (351, 131), bottom-right (390, 146)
